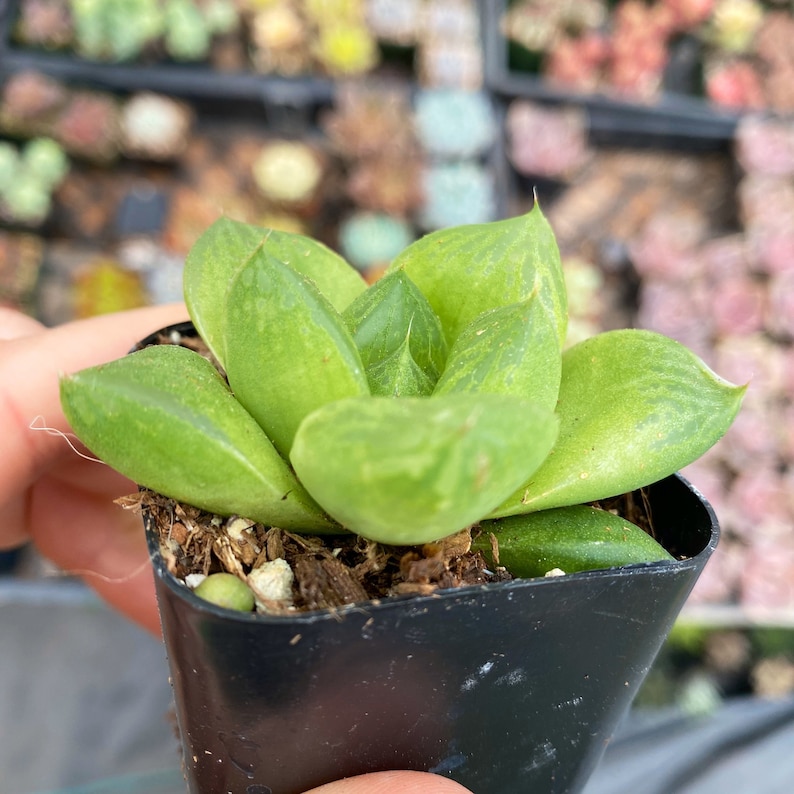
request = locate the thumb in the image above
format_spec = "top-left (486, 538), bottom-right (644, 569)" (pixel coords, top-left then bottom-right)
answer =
top-left (303, 770), bottom-right (473, 794)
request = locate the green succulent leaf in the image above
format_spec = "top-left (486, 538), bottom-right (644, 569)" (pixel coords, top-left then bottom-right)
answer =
top-left (491, 329), bottom-right (746, 517)
top-left (474, 505), bottom-right (674, 578)
top-left (365, 334), bottom-right (437, 396)
top-left (224, 248), bottom-right (369, 456)
top-left (290, 393), bottom-right (559, 545)
top-left (343, 270), bottom-right (447, 395)
top-left (389, 205), bottom-right (567, 347)
top-left (433, 296), bottom-right (562, 413)
top-left (184, 216), bottom-right (366, 365)
top-left (59, 344), bottom-right (336, 532)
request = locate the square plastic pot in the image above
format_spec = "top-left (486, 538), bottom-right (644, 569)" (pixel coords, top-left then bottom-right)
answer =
top-left (141, 323), bottom-right (719, 794)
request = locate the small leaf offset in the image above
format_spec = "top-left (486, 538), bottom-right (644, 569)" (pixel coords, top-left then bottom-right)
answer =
top-left (390, 205), bottom-right (567, 347)
top-left (184, 216), bottom-right (366, 365)
top-left (59, 344), bottom-right (336, 531)
top-left (491, 329), bottom-right (746, 517)
top-left (224, 247), bottom-right (369, 456)
top-left (474, 505), bottom-right (674, 578)
top-left (290, 393), bottom-right (559, 545)
top-left (343, 270), bottom-right (447, 394)
top-left (433, 296), bottom-right (562, 414)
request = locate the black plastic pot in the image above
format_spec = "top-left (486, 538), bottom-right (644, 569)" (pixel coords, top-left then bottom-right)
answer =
top-left (141, 325), bottom-right (720, 794)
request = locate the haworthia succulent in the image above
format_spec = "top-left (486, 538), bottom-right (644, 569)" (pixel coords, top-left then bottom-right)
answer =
top-left (474, 505), bottom-right (674, 579)
top-left (59, 344), bottom-right (337, 532)
top-left (389, 204), bottom-right (567, 348)
top-left (290, 393), bottom-right (559, 545)
top-left (184, 216), bottom-right (366, 365)
top-left (224, 247), bottom-right (369, 456)
top-left (490, 329), bottom-right (746, 517)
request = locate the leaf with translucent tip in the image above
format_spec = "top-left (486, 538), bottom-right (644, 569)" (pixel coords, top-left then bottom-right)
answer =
top-left (184, 216), bottom-right (366, 365)
top-left (59, 344), bottom-right (337, 532)
top-left (389, 205), bottom-right (567, 348)
top-left (290, 393), bottom-right (559, 545)
top-left (490, 329), bottom-right (746, 517)
top-left (224, 247), bottom-right (369, 457)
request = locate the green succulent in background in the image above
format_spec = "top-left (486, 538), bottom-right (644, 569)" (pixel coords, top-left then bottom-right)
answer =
top-left (23, 137), bottom-right (70, 189)
top-left (164, 0), bottom-right (212, 61)
top-left (60, 208), bottom-right (744, 575)
top-left (0, 138), bottom-right (69, 225)
top-left (70, 0), bottom-right (164, 61)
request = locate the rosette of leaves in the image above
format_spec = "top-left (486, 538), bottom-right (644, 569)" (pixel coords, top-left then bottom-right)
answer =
top-left (60, 207), bottom-right (744, 575)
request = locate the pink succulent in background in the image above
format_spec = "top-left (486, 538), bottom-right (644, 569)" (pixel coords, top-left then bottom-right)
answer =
top-left (728, 466), bottom-right (791, 536)
top-left (748, 229), bottom-right (794, 276)
top-left (0, 70), bottom-right (67, 122)
top-left (737, 175), bottom-right (794, 230)
top-left (687, 538), bottom-right (744, 605)
top-left (682, 458), bottom-right (730, 519)
top-left (629, 210), bottom-right (709, 281)
top-left (766, 271), bottom-right (794, 340)
top-left (698, 234), bottom-right (754, 281)
top-left (544, 33), bottom-right (609, 93)
top-left (735, 116), bottom-right (794, 177)
top-left (662, 0), bottom-right (716, 31)
top-left (53, 92), bottom-right (121, 162)
top-left (636, 281), bottom-right (714, 357)
top-left (718, 401), bottom-right (785, 471)
top-left (505, 101), bottom-right (591, 178)
top-left (608, 1), bottom-right (671, 99)
top-left (713, 334), bottom-right (784, 397)
top-left (709, 275), bottom-right (767, 336)
top-left (740, 536), bottom-right (794, 610)
top-left (705, 58), bottom-right (765, 109)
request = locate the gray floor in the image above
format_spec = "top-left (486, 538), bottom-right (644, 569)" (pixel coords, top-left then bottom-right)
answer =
top-left (2, 575), bottom-right (794, 794)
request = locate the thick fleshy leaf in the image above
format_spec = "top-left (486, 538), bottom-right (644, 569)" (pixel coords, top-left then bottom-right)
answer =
top-left (491, 329), bottom-right (746, 517)
top-left (224, 248), bottom-right (369, 456)
top-left (474, 506), bottom-right (674, 579)
top-left (184, 216), bottom-right (366, 365)
top-left (433, 296), bottom-right (561, 413)
top-left (290, 394), bottom-right (559, 545)
top-left (343, 270), bottom-right (447, 393)
top-left (389, 205), bottom-right (567, 347)
top-left (59, 344), bottom-right (337, 531)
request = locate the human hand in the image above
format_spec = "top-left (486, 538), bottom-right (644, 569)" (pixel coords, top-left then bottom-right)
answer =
top-left (302, 770), bottom-right (473, 793)
top-left (0, 304), bottom-right (188, 634)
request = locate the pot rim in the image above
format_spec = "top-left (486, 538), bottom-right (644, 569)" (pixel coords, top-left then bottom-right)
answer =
top-left (145, 472), bottom-right (719, 627)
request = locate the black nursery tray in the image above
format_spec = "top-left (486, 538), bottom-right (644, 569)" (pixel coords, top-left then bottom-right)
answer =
top-left (481, 0), bottom-right (741, 150)
top-left (0, 0), bottom-right (335, 114)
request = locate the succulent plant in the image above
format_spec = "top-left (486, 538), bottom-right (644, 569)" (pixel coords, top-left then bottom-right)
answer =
top-left (337, 211), bottom-right (415, 272)
top-left (413, 89), bottom-right (496, 160)
top-left (120, 92), bottom-right (195, 160)
top-left (69, 0), bottom-right (165, 61)
top-left (0, 138), bottom-right (69, 225)
top-left (22, 137), bottom-right (70, 188)
top-left (52, 91), bottom-right (121, 162)
top-left (313, 22), bottom-right (379, 76)
top-left (163, 0), bottom-right (212, 61)
top-left (708, 0), bottom-right (765, 55)
top-left (251, 141), bottom-right (324, 207)
top-left (418, 162), bottom-right (497, 230)
top-left (59, 209), bottom-right (743, 583)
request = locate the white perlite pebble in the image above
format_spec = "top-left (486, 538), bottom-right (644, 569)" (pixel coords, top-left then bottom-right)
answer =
top-left (247, 558), bottom-right (295, 610)
top-left (185, 573), bottom-right (207, 589)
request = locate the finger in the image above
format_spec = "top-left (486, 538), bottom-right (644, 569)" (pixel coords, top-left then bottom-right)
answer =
top-left (0, 304), bottom-right (187, 507)
top-left (0, 307), bottom-right (44, 340)
top-left (303, 771), bottom-right (473, 794)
